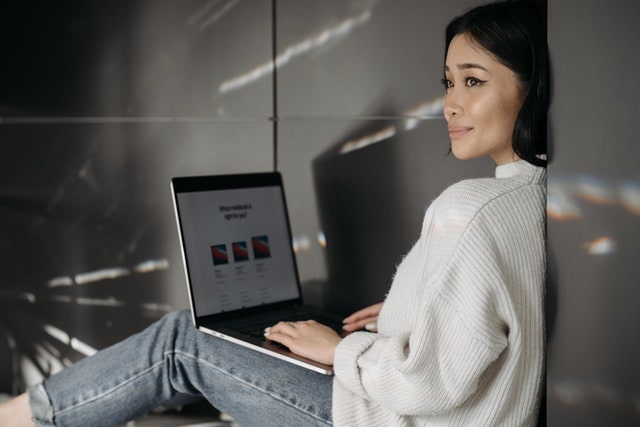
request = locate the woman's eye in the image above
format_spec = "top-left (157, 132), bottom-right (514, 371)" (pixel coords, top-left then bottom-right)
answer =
top-left (465, 77), bottom-right (484, 87)
top-left (441, 78), bottom-right (453, 90)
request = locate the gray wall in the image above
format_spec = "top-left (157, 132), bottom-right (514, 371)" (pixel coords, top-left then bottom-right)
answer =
top-left (547, 0), bottom-right (640, 425)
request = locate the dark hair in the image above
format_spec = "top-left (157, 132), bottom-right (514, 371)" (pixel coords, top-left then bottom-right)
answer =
top-left (445, 1), bottom-right (548, 167)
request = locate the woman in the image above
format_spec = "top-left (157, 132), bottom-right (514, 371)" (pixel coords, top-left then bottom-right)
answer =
top-left (0, 1), bottom-right (548, 425)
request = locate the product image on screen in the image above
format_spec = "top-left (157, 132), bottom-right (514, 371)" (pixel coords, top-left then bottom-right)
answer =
top-left (232, 241), bottom-right (250, 262)
top-left (252, 235), bottom-right (272, 259)
top-left (177, 185), bottom-right (299, 316)
top-left (211, 244), bottom-right (229, 265)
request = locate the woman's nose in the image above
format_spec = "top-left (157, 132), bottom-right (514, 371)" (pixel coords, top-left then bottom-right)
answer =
top-left (443, 92), bottom-right (462, 121)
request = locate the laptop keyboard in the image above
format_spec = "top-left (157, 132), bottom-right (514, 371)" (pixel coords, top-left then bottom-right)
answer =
top-left (237, 313), bottom-right (344, 340)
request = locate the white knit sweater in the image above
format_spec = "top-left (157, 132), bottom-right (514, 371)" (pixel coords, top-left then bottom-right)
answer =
top-left (332, 160), bottom-right (546, 426)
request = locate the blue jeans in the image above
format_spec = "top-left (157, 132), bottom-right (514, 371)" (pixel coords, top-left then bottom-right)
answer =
top-left (27, 310), bottom-right (333, 426)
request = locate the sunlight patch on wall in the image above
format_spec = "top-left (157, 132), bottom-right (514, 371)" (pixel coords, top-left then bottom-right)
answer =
top-left (218, 10), bottom-right (372, 94)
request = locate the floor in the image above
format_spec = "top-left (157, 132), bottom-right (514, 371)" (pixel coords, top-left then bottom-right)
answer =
top-left (121, 413), bottom-right (239, 427)
top-left (122, 414), bottom-right (236, 427)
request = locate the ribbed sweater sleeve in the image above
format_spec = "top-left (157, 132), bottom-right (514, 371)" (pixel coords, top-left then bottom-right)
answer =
top-left (333, 208), bottom-right (510, 415)
top-left (332, 161), bottom-right (546, 426)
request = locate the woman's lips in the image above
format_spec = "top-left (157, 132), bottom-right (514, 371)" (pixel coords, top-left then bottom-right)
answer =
top-left (448, 126), bottom-right (472, 139)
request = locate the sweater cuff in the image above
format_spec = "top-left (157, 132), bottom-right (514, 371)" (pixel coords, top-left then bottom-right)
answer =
top-left (334, 331), bottom-right (379, 397)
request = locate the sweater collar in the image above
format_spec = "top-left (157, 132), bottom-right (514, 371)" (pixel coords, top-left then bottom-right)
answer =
top-left (495, 160), bottom-right (545, 182)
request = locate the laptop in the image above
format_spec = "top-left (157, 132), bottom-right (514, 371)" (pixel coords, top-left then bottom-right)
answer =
top-left (171, 171), bottom-right (345, 375)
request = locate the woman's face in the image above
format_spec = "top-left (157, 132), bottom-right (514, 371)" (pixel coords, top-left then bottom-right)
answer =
top-left (443, 34), bottom-right (524, 165)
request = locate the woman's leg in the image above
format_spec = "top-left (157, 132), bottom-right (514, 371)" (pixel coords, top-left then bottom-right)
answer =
top-left (26, 310), bottom-right (333, 427)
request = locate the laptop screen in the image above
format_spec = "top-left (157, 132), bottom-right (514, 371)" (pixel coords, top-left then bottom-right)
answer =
top-left (173, 174), bottom-right (301, 318)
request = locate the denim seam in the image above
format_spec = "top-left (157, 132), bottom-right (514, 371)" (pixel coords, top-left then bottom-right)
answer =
top-left (54, 360), bottom-right (165, 418)
top-left (172, 350), bottom-right (331, 425)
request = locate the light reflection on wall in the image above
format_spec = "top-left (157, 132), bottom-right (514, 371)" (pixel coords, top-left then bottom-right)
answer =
top-left (547, 174), bottom-right (640, 421)
top-left (551, 380), bottom-right (640, 419)
top-left (549, 175), bottom-right (640, 220)
top-left (188, 0), bottom-right (241, 31)
top-left (339, 97), bottom-right (444, 154)
top-left (548, 175), bottom-right (640, 256)
top-left (46, 259), bottom-right (170, 288)
top-left (0, 258), bottom-right (175, 391)
top-left (219, 9), bottom-right (373, 94)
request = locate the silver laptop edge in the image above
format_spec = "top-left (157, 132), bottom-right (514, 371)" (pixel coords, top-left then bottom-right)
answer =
top-left (171, 179), bottom-right (200, 328)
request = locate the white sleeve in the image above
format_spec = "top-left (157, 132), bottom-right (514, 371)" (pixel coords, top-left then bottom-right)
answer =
top-left (333, 217), bottom-right (510, 416)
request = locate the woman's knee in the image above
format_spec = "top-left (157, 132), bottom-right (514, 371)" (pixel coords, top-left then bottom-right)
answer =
top-left (160, 310), bottom-right (192, 327)
top-left (145, 310), bottom-right (194, 347)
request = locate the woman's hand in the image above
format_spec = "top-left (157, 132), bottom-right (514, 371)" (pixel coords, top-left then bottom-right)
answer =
top-left (265, 320), bottom-right (342, 366)
top-left (342, 302), bottom-right (384, 332)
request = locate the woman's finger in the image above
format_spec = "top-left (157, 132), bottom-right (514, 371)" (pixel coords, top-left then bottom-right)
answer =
top-left (267, 321), bottom-right (299, 337)
top-left (342, 316), bottom-right (379, 332)
top-left (343, 302), bottom-right (383, 324)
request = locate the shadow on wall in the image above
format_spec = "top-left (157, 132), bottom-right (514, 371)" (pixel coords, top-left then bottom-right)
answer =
top-left (312, 114), bottom-right (493, 315)
top-left (313, 119), bottom-right (409, 315)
